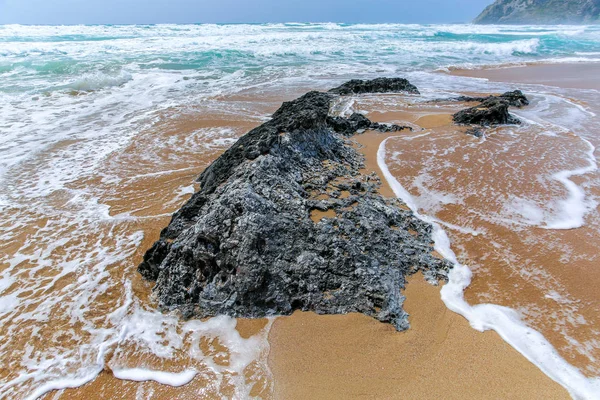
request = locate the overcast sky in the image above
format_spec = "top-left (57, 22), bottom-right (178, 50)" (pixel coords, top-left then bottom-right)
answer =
top-left (0, 0), bottom-right (494, 25)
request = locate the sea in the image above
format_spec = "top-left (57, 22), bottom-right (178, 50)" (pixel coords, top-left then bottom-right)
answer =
top-left (1, 23), bottom-right (600, 399)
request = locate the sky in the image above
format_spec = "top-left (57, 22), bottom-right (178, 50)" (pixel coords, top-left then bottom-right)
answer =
top-left (0, 0), bottom-right (494, 25)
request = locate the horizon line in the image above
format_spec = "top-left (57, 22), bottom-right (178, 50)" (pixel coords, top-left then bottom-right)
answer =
top-left (0, 21), bottom-right (475, 27)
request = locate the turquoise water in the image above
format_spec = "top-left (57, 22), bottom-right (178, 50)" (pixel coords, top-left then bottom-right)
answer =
top-left (1, 23), bottom-right (599, 181)
top-left (1, 23), bottom-right (600, 94)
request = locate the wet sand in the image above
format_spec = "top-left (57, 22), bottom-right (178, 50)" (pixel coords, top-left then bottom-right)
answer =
top-left (270, 279), bottom-right (568, 399)
top-left (444, 64), bottom-right (600, 376)
top-left (268, 127), bottom-right (569, 399)
top-left (29, 99), bottom-right (283, 399)
top-left (50, 319), bottom-right (273, 400)
top-left (37, 67), bottom-right (600, 399)
top-left (51, 109), bottom-right (569, 399)
top-left (270, 65), bottom-right (599, 396)
top-left (450, 62), bottom-right (600, 90)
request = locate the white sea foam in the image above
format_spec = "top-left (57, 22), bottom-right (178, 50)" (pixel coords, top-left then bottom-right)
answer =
top-left (25, 371), bottom-right (104, 400)
top-left (377, 137), bottom-right (600, 399)
top-left (0, 293), bottom-right (20, 315)
top-left (112, 368), bottom-right (198, 386)
top-left (502, 196), bottom-right (547, 225)
top-left (510, 97), bottom-right (599, 230)
top-left (441, 56), bottom-right (600, 72)
top-left (545, 138), bottom-right (598, 230)
top-left (13, 299), bottom-right (273, 399)
top-left (432, 218), bottom-right (485, 237)
top-left (66, 71), bottom-right (133, 92)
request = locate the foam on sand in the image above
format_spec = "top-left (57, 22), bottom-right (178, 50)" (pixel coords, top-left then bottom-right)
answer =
top-left (511, 96), bottom-right (598, 230)
top-left (545, 138), bottom-right (598, 230)
top-left (378, 136), bottom-right (600, 400)
top-left (112, 368), bottom-right (198, 386)
top-left (19, 307), bottom-right (273, 399)
top-left (2, 22), bottom-right (600, 398)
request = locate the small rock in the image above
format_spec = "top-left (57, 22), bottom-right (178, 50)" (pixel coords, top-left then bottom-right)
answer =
top-left (454, 90), bottom-right (529, 108)
top-left (453, 98), bottom-right (522, 126)
top-left (465, 127), bottom-right (484, 138)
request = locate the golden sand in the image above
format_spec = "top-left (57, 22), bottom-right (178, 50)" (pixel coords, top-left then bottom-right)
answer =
top-left (437, 65), bottom-right (600, 375)
top-left (269, 277), bottom-right (568, 400)
top-left (362, 94), bottom-right (600, 376)
top-left (449, 62), bottom-right (600, 90)
top-left (52, 319), bottom-right (273, 399)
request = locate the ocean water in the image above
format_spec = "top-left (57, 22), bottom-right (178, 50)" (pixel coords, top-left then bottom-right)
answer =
top-left (1, 23), bottom-right (600, 399)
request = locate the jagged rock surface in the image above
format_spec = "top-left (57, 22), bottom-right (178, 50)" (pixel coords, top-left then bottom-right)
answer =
top-left (452, 91), bottom-right (529, 136)
top-left (474, 0), bottom-right (600, 24)
top-left (453, 98), bottom-right (522, 126)
top-left (139, 78), bottom-right (451, 331)
top-left (329, 78), bottom-right (420, 95)
top-left (327, 112), bottom-right (412, 136)
top-left (454, 90), bottom-right (530, 108)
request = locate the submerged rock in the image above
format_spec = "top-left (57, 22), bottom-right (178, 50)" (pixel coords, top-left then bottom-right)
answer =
top-left (327, 112), bottom-right (412, 136)
top-left (139, 78), bottom-right (451, 331)
top-left (465, 127), bottom-right (485, 138)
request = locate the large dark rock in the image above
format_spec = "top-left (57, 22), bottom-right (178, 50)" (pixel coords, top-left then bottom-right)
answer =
top-left (139, 78), bottom-right (451, 331)
top-left (329, 78), bottom-right (420, 95)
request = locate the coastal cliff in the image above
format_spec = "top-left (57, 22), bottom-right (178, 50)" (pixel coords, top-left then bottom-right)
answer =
top-left (474, 0), bottom-right (600, 24)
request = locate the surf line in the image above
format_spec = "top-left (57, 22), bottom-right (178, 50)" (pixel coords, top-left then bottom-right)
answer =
top-left (377, 135), bottom-right (600, 400)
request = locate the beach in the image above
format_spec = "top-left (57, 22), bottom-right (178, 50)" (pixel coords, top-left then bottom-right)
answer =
top-left (268, 65), bottom-right (600, 398)
top-left (45, 62), bottom-right (597, 399)
top-left (1, 23), bottom-right (599, 399)
top-left (450, 63), bottom-right (600, 90)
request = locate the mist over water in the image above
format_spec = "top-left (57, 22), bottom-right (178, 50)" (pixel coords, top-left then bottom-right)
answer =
top-left (1, 23), bottom-right (600, 398)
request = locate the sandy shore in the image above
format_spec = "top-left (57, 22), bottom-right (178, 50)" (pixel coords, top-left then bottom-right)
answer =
top-left (47, 65), bottom-right (600, 399)
top-left (53, 111), bottom-right (570, 400)
top-left (449, 62), bottom-right (600, 90)
top-left (269, 280), bottom-right (567, 399)
top-left (446, 63), bottom-right (600, 377)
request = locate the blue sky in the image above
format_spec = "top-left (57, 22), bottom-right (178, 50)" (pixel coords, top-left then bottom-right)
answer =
top-left (0, 0), bottom-right (494, 25)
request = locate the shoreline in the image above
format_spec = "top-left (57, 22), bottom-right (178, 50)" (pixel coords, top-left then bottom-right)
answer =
top-left (446, 62), bottom-right (600, 90)
top-left (42, 64), bottom-right (600, 399)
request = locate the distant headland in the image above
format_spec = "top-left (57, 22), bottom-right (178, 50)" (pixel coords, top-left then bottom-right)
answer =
top-left (474, 0), bottom-right (600, 24)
